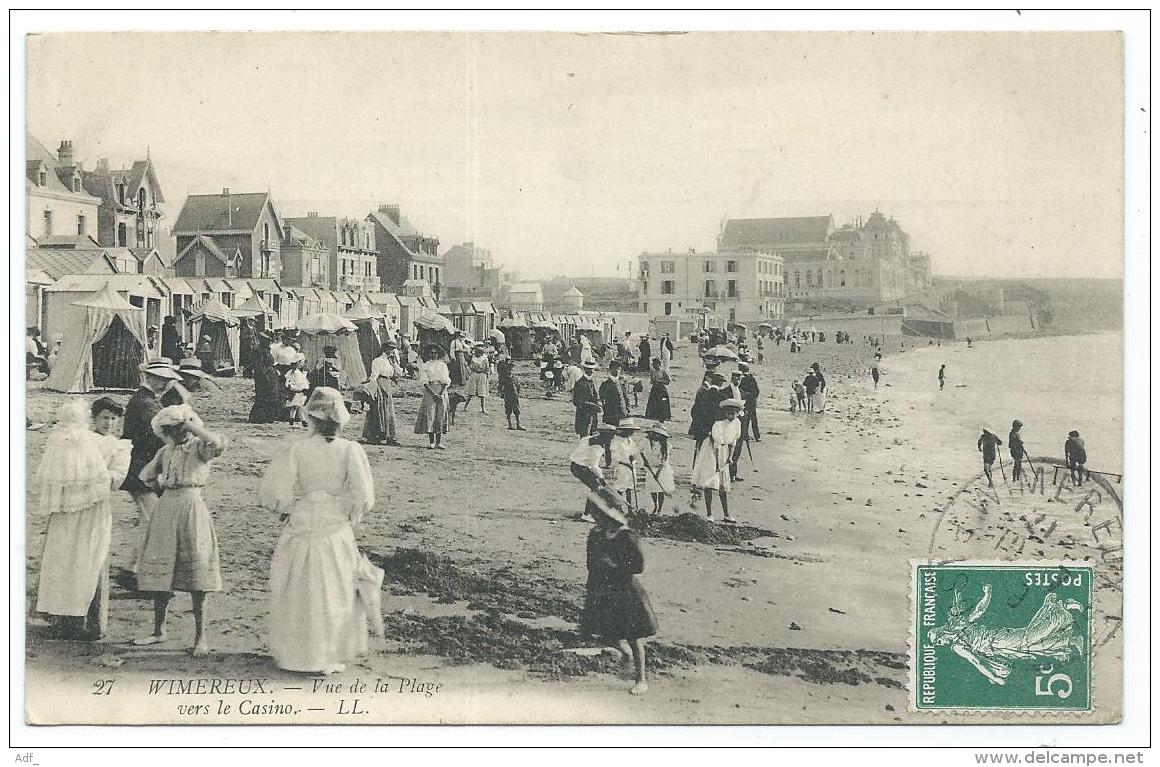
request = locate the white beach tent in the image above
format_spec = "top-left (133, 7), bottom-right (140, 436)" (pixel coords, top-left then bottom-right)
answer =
top-left (45, 282), bottom-right (147, 393)
top-left (294, 312), bottom-right (367, 384)
top-left (343, 299), bottom-right (386, 373)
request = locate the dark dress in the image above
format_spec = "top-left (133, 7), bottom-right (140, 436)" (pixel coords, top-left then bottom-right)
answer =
top-left (582, 528), bottom-right (658, 641)
top-left (120, 386), bottom-right (162, 496)
top-left (161, 323), bottom-right (182, 363)
top-left (248, 346), bottom-right (282, 424)
top-left (644, 372), bottom-right (671, 422)
top-left (637, 339), bottom-right (651, 372)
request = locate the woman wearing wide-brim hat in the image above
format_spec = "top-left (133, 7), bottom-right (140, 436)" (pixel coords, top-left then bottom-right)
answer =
top-left (360, 340), bottom-right (403, 446)
top-left (132, 403), bottom-right (227, 656)
top-left (260, 387), bottom-right (378, 674)
top-left (581, 493), bottom-right (658, 696)
top-left (608, 418), bottom-right (646, 509)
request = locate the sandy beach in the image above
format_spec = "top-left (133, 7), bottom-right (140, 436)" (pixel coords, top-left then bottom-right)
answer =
top-left (21, 331), bottom-right (1123, 724)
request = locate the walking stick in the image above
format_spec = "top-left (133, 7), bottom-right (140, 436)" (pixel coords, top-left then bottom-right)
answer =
top-left (996, 449), bottom-right (1008, 484)
top-left (744, 437), bottom-right (755, 467)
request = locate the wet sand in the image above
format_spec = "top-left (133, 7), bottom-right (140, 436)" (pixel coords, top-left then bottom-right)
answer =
top-left (22, 333), bottom-right (1122, 724)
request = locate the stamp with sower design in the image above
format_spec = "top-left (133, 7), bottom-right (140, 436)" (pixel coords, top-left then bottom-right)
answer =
top-left (912, 562), bottom-right (1092, 712)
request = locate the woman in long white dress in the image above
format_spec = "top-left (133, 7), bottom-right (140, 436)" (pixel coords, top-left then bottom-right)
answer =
top-left (261, 387), bottom-right (376, 675)
top-left (35, 399), bottom-right (131, 640)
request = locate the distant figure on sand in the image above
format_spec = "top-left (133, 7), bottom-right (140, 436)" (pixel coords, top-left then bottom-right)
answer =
top-left (977, 428), bottom-right (1003, 487)
top-left (938, 364), bottom-right (946, 390)
top-left (1064, 430), bottom-right (1087, 486)
top-left (871, 359), bottom-right (880, 389)
top-left (1008, 420), bottom-right (1025, 482)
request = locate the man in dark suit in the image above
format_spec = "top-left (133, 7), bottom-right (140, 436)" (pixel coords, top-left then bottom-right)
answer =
top-left (572, 360), bottom-right (600, 436)
top-left (689, 370), bottom-right (727, 455)
top-left (599, 360), bottom-right (628, 426)
top-left (738, 362), bottom-right (761, 442)
top-left (122, 359), bottom-right (182, 573)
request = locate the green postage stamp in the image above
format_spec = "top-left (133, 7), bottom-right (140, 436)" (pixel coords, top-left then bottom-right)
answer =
top-left (911, 562), bottom-right (1092, 712)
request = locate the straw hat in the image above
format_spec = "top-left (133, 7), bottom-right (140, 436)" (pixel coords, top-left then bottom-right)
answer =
top-left (177, 361), bottom-right (216, 380)
top-left (582, 360), bottom-right (597, 370)
top-left (150, 403), bottom-right (202, 437)
top-left (720, 398), bottom-right (744, 411)
top-left (1068, 430), bottom-right (1080, 438)
top-left (616, 418), bottom-right (641, 431)
top-left (140, 359), bottom-right (182, 381)
top-left (646, 423), bottom-right (670, 439)
top-left (589, 485), bottom-right (628, 526)
top-left (303, 387), bottom-right (350, 427)
top-left (596, 423), bottom-right (617, 433)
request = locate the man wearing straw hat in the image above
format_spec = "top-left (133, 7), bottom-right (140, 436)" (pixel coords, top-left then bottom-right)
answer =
top-left (122, 358), bottom-right (183, 574)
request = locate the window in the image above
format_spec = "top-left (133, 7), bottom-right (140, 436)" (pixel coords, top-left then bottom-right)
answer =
top-left (816, 269), bottom-right (824, 288)
top-left (641, 281), bottom-right (649, 294)
top-left (664, 302), bottom-right (672, 315)
top-left (727, 280), bottom-right (738, 298)
top-left (263, 223), bottom-right (270, 245)
top-left (661, 280), bottom-right (674, 295)
top-left (703, 260), bottom-right (715, 273)
top-left (840, 270), bottom-right (847, 287)
top-left (76, 214), bottom-right (86, 235)
top-left (38, 168), bottom-right (47, 186)
top-left (117, 223), bottom-right (127, 246)
top-left (703, 279), bottom-right (716, 298)
top-left (195, 252), bottom-right (205, 274)
top-left (661, 260), bottom-right (675, 274)
top-left (794, 271), bottom-right (800, 288)
top-left (726, 260), bottom-right (738, 273)
top-left (806, 271), bottom-right (813, 288)
top-left (641, 302), bottom-right (648, 314)
top-left (42, 209), bottom-right (52, 236)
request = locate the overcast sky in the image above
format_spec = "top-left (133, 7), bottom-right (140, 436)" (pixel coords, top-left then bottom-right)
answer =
top-left (26, 31), bottom-right (1123, 279)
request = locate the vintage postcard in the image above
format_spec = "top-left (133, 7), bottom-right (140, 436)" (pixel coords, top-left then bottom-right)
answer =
top-left (18, 27), bottom-right (1129, 728)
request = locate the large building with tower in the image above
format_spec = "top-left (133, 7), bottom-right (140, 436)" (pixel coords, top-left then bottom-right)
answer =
top-left (716, 211), bottom-right (931, 303)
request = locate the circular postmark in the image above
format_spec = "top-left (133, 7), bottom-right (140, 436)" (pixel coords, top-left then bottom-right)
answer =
top-left (926, 456), bottom-right (1123, 652)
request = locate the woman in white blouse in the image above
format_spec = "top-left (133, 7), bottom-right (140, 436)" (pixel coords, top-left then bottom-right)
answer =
top-left (414, 345), bottom-right (451, 450)
top-left (261, 387), bottom-right (376, 675)
top-left (361, 341), bottom-right (402, 446)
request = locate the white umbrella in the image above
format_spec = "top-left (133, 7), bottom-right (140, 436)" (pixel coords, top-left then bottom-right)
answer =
top-left (489, 328), bottom-right (506, 343)
top-left (706, 344), bottom-right (739, 360)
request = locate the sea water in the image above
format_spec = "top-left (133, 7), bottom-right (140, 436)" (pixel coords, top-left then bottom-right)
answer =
top-left (874, 331), bottom-right (1124, 473)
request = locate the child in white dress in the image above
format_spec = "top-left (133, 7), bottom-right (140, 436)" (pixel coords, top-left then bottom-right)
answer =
top-left (285, 357), bottom-right (310, 427)
top-left (643, 424), bottom-right (676, 515)
top-left (689, 399), bottom-right (743, 523)
top-left (608, 418), bottom-right (646, 511)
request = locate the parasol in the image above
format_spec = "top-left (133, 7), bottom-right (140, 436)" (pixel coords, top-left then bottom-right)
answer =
top-left (705, 345), bottom-right (739, 360)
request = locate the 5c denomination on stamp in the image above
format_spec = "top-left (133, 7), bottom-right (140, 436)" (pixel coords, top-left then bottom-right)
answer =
top-left (912, 562), bottom-right (1092, 713)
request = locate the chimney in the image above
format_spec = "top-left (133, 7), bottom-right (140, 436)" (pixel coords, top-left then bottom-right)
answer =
top-left (96, 158), bottom-right (109, 174)
top-left (378, 204), bottom-right (400, 226)
top-left (307, 211), bottom-right (318, 218)
top-left (222, 187), bottom-right (230, 196)
top-left (57, 140), bottom-right (74, 167)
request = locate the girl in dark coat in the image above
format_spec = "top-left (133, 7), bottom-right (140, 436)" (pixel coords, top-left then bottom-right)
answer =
top-left (581, 497), bottom-right (658, 695)
top-left (644, 358), bottom-right (671, 422)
